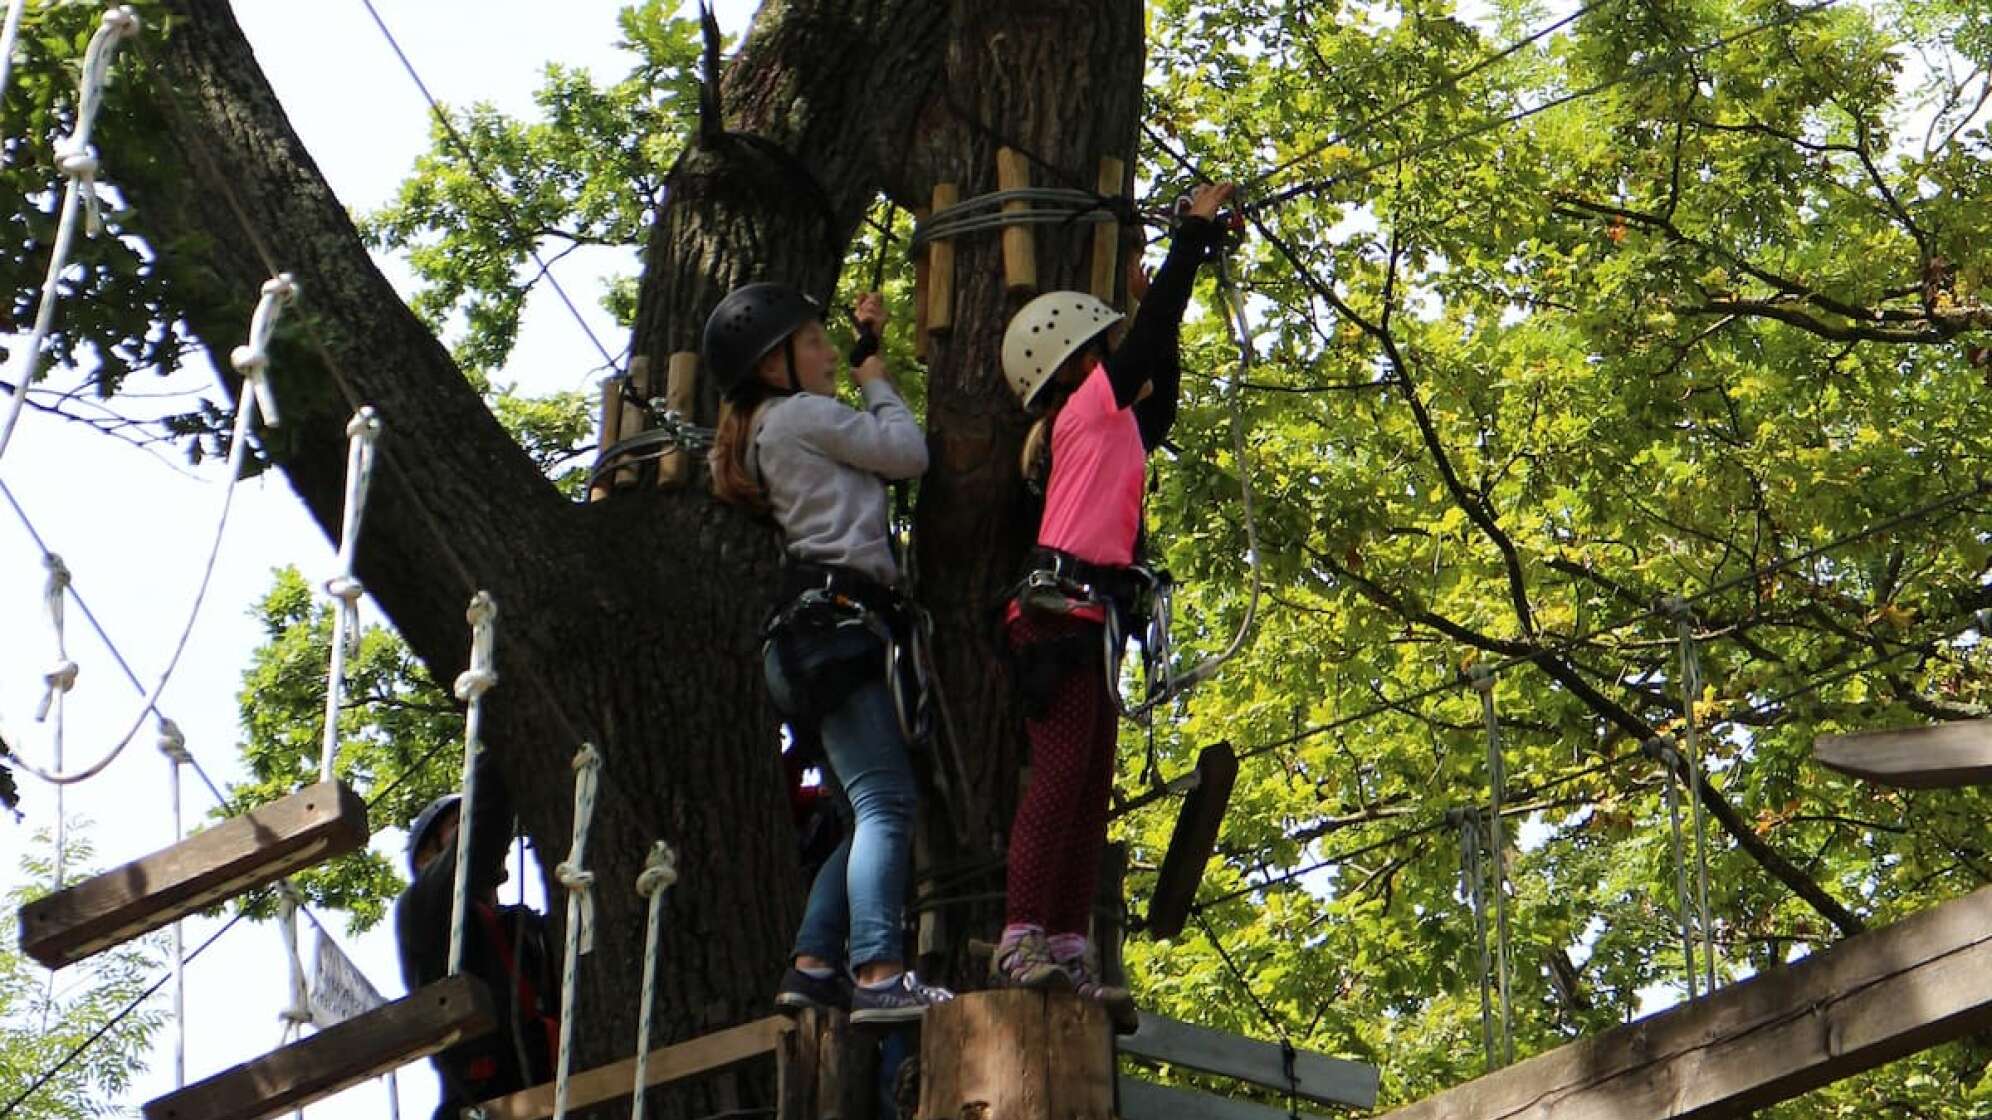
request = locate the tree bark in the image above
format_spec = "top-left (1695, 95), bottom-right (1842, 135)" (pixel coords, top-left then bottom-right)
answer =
top-left (124, 0), bottom-right (1144, 1113)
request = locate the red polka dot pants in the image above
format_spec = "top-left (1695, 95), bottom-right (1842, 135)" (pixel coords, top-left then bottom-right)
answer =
top-left (1005, 612), bottom-right (1119, 936)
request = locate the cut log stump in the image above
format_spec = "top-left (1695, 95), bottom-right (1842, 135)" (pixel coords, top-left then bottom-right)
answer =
top-left (918, 989), bottom-right (1112, 1120)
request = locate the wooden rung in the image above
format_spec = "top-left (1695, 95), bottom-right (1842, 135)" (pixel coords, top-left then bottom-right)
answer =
top-left (20, 780), bottom-right (368, 970)
top-left (927, 184), bottom-right (958, 335)
top-left (1120, 1011), bottom-right (1379, 1110)
top-left (1146, 741), bottom-right (1238, 939)
top-left (1089, 156), bottom-right (1124, 303)
top-left (656, 351), bottom-right (700, 489)
top-left (476, 1014), bottom-right (792, 1120)
top-left (616, 356), bottom-right (652, 489)
top-left (142, 975), bottom-right (495, 1120)
top-left (589, 374), bottom-right (626, 503)
top-left (1119, 1075), bottom-right (1328, 1120)
top-left (1814, 718), bottom-right (1992, 788)
top-left (997, 148), bottom-right (1037, 294)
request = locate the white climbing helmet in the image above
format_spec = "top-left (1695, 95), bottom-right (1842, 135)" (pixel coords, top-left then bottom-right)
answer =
top-left (1002, 291), bottom-right (1124, 410)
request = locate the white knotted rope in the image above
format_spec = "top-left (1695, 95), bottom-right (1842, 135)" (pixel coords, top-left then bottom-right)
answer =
top-left (0, 6), bottom-right (142, 463)
top-left (0, 0), bottom-right (29, 139)
top-left (276, 888), bottom-right (312, 1120)
top-left (319, 406), bottom-right (384, 784)
top-left (446, 592), bottom-right (498, 977)
top-left (158, 718), bottom-right (189, 1088)
top-left (7, 276), bottom-right (297, 787)
top-left (37, 554), bottom-right (75, 886)
top-left (551, 744), bottom-right (601, 1120)
top-left (1467, 665), bottom-right (1514, 1066)
top-left (630, 841), bottom-right (678, 1120)
top-left (1662, 595), bottom-right (1719, 995)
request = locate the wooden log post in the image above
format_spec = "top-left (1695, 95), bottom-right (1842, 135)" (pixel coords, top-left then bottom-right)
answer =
top-left (996, 148), bottom-right (1037, 295)
top-left (1814, 718), bottom-right (1992, 789)
top-left (616, 355), bottom-right (652, 489)
top-left (589, 374), bottom-right (626, 503)
top-left (1376, 883), bottom-right (1992, 1119)
top-left (21, 781), bottom-right (368, 970)
top-left (917, 990), bottom-right (1112, 1120)
top-left (656, 351), bottom-right (701, 489)
top-left (1146, 742), bottom-right (1239, 939)
top-left (1088, 156), bottom-right (1124, 304)
top-left (926, 185), bottom-right (958, 338)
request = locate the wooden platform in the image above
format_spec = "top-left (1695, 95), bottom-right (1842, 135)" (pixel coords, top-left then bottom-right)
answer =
top-left (142, 974), bottom-right (493, 1120)
top-left (477, 1014), bottom-right (792, 1120)
top-left (20, 781), bottom-right (368, 969)
top-left (1374, 883), bottom-right (1992, 1119)
top-left (1814, 719), bottom-right (1992, 789)
top-left (1120, 1011), bottom-right (1378, 1110)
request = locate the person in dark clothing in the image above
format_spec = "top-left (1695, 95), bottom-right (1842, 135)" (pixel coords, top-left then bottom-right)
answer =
top-left (395, 752), bottom-right (559, 1119)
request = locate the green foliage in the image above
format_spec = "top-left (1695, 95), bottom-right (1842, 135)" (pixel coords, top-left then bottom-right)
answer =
top-left (0, 832), bottom-right (163, 1119)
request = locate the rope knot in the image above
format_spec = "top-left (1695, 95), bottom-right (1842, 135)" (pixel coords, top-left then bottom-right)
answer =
top-left (453, 668), bottom-right (497, 702)
top-left (454, 592), bottom-right (499, 702)
top-left (42, 552), bottom-right (70, 589)
top-left (36, 660), bottom-right (78, 721)
top-left (100, 6), bottom-right (142, 38)
top-left (324, 574), bottom-right (364, 603)
top-left (157, 718), bottom-right (190, 765)
top-left (54, 144), bottom-right (98, 182)
top-left (345, 405), bottom-right (382, 440)
top-left (231, 273), bottom-right (298, 426)
top-left (1467, 663), bottom-right (1496, 694)
top-left (636, 842), bottom-right (678, 897)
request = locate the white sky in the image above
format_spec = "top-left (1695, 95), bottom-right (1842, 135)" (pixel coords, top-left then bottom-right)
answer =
top-left (0, 2), bottom-right (754, 1117)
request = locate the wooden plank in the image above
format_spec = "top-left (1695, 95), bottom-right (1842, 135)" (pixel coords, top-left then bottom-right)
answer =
top-left (1378, 883), bottom-right (1992, 1119)
top-left (477, 1014), bottom-right (792, 1120)
top-left (1815, 719), bottom-right (1992, 788)
top-left (926, 184), bottom-right (958, 335)
top-left (655, 351), bottom-right (700, 489)
top-left (1118, 1076), bottom-right (1328, 1120)
top-left (143, 975), bottom-right (494, 1120)
top-left (1089, 156), bottom-right (1124, 303)
top-left (1146, 742), bottom-right (1239, 940)
top-left (997, 148), bottom-right (1038, 294)
top-left (1120, 1012), bottom-right (1378, 1110)
top-left (21, 781), bottom-right (367, 970)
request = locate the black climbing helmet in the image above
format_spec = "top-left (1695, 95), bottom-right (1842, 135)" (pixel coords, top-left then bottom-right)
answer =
top-left (702, 282), bottom-right (822, 399)
top-left (406, 793), bottom-right (461, 873)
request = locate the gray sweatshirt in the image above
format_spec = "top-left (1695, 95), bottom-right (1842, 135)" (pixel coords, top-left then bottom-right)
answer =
top-left (750, 380), bottom-right (928, 587)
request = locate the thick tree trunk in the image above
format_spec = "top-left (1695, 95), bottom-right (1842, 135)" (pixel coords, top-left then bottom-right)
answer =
top-left (123, 0), bottom-right (1143, 1113)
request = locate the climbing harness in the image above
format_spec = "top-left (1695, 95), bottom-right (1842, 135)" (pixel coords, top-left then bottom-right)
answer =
top-left (1663, 596), bottom-right (1719, 994)
top-left (7, 275), bottom-right (297, 787)
top-left (0, 6), bottom-right (141, 463)
top-left (629, 841), bottom-right (679, 1120)
top-left (448, 592), bottom-right (499, 977)
top-left (550, 744), bottom-right (601, 1120)
top-left (321, 407), bottom-right (383, 783)
top-left (761, 560), bottom-right (935, 755)
top-left (1467, 666), bottom-right (1515, 1066)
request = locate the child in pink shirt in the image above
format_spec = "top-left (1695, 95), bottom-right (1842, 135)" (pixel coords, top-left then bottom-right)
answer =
top-left (994, 183), bottom-right (1235, 1030)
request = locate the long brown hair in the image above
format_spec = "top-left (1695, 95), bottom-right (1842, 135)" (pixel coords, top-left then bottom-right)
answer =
top-left (710, 383), bottom-right (775, 510)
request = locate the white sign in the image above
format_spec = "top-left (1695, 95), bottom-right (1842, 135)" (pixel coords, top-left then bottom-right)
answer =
top-left (310, 931), bottom-right (387, 1029)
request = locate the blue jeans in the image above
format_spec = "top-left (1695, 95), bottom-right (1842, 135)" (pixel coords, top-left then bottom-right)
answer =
top-left (765, 623), bottom-right (917, 970)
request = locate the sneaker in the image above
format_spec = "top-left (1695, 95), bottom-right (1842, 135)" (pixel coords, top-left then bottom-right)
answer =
top-left (775, 966), bottom-right (851, 1013)
top-left (990, 931), bottom-right (1075, 992)
top-left (850, 971), bottom-right (955, 1025)
top-left (1062, 954), bottom-right (1139, 1035)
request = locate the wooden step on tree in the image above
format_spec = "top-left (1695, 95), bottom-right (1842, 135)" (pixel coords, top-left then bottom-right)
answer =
top-left (142, 974), bottom-right (494, 1120)
top-left (1117, 1011), bottom-right (1379, 1119)
top-left (19, 780), bottom-right (367, 969)
top-left (1814, 718), bottom-right (1992, 789)
top-left (918, 990), bottom-right (1114, 1120)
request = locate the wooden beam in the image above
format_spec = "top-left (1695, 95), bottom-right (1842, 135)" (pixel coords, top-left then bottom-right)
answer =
top-left (996, 148), bottom-right (1037, 294)
top-left (1146, 742), bottom-right (1238, 939)
top-left (615, 355), bottom-right (651, 489)
top-left (1121, 1011), bottom-right (1379, 1110)
top-left (142, 975), bottom-right (494, 1120)
top-left (1815, 719), bottom-right (1992, 788)
top-left (1089, 156), bottom-right (1125, 303)
top-left (476, 1015), bottom-right (792, 1120)
top-left (20, 781), bottom-right (367, 970)
top-left (655, 351), bottom-right (700, 489)
top-left (1377, 883), bottom-right (1992, 1119)
top-left (1119, 1076), bottom-right (1327, 1120)
top-left (926, 184), bottom-right (958, 335)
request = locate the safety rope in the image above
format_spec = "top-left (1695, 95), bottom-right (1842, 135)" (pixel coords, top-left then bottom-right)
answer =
top-left (1468, 666), bottom-right (1514, 1065)
top-left (320, 406), bottom-right (384, 783)
top-left (1191, 909), bottom-right (1303, 1119)
top-left (447, 591), bottom-right (499, 977)
top-left (5, 275), bottom-right (296, 787)
top-left (0, 0), bottom-right (27, 138)
top-left (551, 743), bottom-right (601, 1120)
top-left (907, 187), bottom-right (1121, 251)
top-left (1663, 596), bottom-right (1719, 994)
top-left (37, 554), bottom-right (74, 885)
top-left (1449, 808), bottom-right (1499, 1070)
top-left (158, 718), bottom-right (189, 1089)
top-left (277, 890), bottom-right (314, 1120)
top-left (0, 6), bottom-right (141, 463)
top-left (1646, 735), bottom-right (1700, 1000)
top-left (630, 841), bottom-right (679, 1120)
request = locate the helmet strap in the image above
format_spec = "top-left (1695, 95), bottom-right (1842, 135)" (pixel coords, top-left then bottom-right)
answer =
top-left (784, 337), bottom-right (802, 394)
